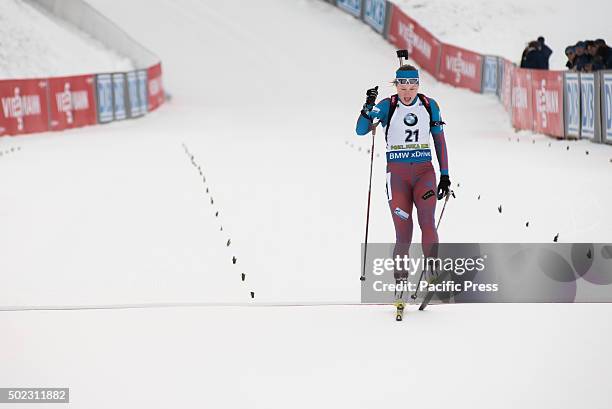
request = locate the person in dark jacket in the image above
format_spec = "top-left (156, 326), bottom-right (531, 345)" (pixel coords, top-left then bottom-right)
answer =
top-left (537, 36), bottom-right (553, 69)
top-left (565, 46), bottom-right (576, 70)
top-left (573, 41), bottom-right (592, 71)
top-left (586, 41), bottom-right (605, 70)
top-left (521, 41), bottom-right (543, 69)
top-left (594, 39), bottom-right (612, 69)
top-left (520, 43), bottom-right (530, 65)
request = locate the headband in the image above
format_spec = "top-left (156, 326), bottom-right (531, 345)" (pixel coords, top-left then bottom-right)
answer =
top-left (395, 70), bottom-right (419, 79)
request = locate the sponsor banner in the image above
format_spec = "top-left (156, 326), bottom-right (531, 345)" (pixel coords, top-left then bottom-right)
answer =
top-left (530, 70), bottom-right (564, 137)
top-left (496, 56), bottom-right (504, 98)
top-left (0, 68), bottom-right (161, 136)
top-left (579, 73), bottom-right (596, 139)
top-left (437, 43), bottom-right (483, 93)
top-left (511, 68), bottom-right (533, 130)
top-left (361, 243), bottom-right (612, 303)
top-left (95, 74), bottom-right (114, 123)
top-left (564, 72), bottom-right (580, 137)
top-left (137, 70), bottom-right (148, 115)
top-left (363, 0), bottom-right (387, 33)
top-left (112, 73), bottom-right (127, 120)
top-left (603, 72), bottom-right (612, 143)
top-left (481, 55), bottom-right (498, 94)
top-left (386, 5), bottom-right (441, 76)
top-left (147, 63), bottom-right (164, 112)
top-left (500, 59), bottom-right (514, 114)
top-left (337, 0), bottom-right (362, 16)
top-left (48, 75), bottom-right (97, 131)
top-left (126, 71), bottom-right (144, 118)
top-left (0, 78), bottom-right (49, 136)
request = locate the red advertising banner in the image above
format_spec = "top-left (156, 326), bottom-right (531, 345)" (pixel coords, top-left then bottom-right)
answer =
top-left (48, 75), bottom-right (97, 131)
top-left (147, 63), bottom-right (164, 112)
top-left (500, 58), bottom-right (514, 114)
top-left (437, 43), bottom-right (483, 93)
top-left (386, 4), bottom-right (442, 76)
top-left (0, 78), bottom-right (49, 136)
top-left (530, 70), bottom-right (564, 138)
top-left (511, 68), bottom-right (533, 130)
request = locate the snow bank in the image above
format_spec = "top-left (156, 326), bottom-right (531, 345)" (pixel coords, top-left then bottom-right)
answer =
top-left (0, 0), bottom-right (134, 79)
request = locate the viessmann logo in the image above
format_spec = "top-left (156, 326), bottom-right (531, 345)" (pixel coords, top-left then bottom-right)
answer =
top-left (512, 86), bottom-right (528, 109)
top-left (534, 79), bottom-right (559, 128)
top-left (55, 83), bottom-right (90, 124)
top-left (1, 87), bottom-right (42, 131)
top-left (398, 22), bottom-right (432, 59)
top-left (445, 52), bottom-right (476, 83)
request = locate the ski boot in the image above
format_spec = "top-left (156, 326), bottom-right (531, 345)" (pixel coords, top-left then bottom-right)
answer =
top-left (394, 300), bottom-right (405, 321)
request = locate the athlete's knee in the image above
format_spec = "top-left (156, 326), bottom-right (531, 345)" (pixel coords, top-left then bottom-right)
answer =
top-left (417, 211), bottom-right (435, 229)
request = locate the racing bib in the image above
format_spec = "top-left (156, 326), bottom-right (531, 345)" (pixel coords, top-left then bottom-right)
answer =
top-left (384, 99), bottom-right (432, 163)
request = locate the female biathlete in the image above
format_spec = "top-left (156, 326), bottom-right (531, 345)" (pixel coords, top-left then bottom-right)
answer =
top-left (356, 64), bottom-right (451, 309)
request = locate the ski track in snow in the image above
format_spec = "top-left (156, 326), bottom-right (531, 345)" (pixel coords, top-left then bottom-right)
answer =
top-left (1, 1), bottom-right (611, 407)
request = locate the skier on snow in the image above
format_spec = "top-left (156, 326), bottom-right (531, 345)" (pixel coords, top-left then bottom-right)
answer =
top-left (356, 64), bottom-right (451, 285)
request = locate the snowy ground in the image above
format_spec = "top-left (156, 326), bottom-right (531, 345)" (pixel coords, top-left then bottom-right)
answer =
top-left (395, 0), bottom-right (612, 69)
top-left (3, 303), bottom-right (612, 409)
top-left (1, 0), bottom-right (611, 407)
top-left (0, 0), bottom-right (133, 78)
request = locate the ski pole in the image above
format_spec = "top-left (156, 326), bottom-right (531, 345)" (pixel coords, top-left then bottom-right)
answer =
top-left (436, 189), bottom-right (454, 230)
top-left (360, 121), bottom-right (380, 281)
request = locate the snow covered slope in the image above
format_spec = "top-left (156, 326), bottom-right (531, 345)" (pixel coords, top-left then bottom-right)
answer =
top-left (0, 0), bottom-right (133, 78)
top-left (0, 1), bottom-right (611, 408)
top-left (395, 0), bottom-right (612, 69)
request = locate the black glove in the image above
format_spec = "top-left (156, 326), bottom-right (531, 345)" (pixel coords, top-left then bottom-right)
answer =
top-left (437, 175), bottom-right (451, 200)
top-left (364, 86), bottom-right (378, 109)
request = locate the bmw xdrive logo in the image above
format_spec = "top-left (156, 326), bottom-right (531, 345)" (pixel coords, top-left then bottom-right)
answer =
top-left (404, 113), bottom-right (418, 126)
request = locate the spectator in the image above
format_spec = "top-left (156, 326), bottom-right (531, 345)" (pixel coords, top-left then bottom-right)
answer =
top-left (565, 46), bottom-right (576, 70)
top-left (537, 36), bottom-right (553, 69)
top-left (573, 41), bottom-right (591, 71)
top-left (585, 40), bottom-right (605, 71)
top-left (521, 41), bottom-right (544, 69)
top-left (594, 39), bottom-right (612, 69)
top-left (520, 43), bottom-right (529, 65)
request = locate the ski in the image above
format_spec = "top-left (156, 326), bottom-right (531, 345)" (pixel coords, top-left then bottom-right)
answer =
top-left (394, 300), bottom-right (405, 321)
top-left (419, 269), bottom-right (452, 311)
